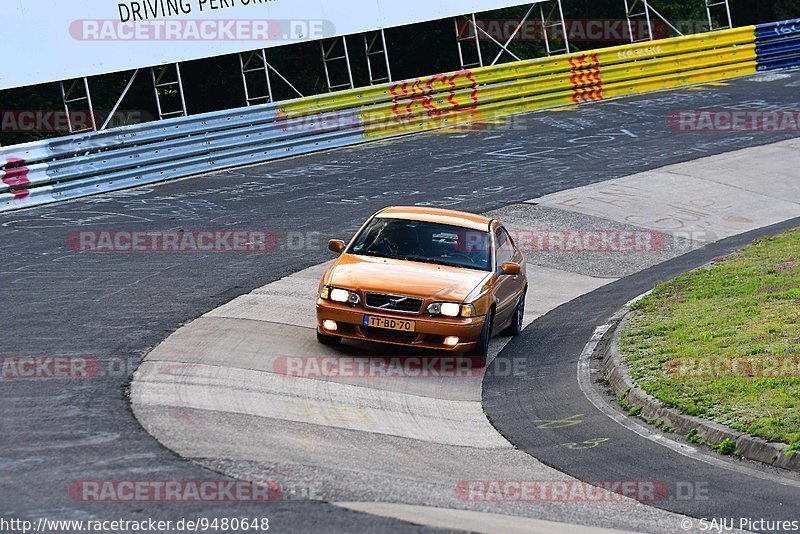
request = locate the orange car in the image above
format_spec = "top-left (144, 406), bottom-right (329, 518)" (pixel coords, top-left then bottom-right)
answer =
top-left (316, 207), bottom-right (527, 364)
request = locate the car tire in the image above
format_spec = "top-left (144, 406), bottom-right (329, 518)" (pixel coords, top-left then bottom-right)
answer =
top-left (468, 308), bottom-right (493, 368)
top-left (502, 291), bottom-right (526, 337)
top-left (316, 330), bottom-right (342, 346)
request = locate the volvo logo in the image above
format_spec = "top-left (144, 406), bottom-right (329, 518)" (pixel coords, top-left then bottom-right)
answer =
top-left (379, 297), bottom-right (408, 310)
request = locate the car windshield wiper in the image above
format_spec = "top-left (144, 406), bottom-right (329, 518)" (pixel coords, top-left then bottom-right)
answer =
top-left (408, 255), bottom-right (492, 272)
top-left (357, 250), bottom-right (398, 260)
top-left (400, 255), bottom-right (456, 267)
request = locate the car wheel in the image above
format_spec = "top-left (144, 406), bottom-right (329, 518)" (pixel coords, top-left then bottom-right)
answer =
top-left (468, 308), bottom-right (493, 368)
top-left (502, 291), bottom-right (526, 337)
top-left (317, 330), bottom-right (342, 346)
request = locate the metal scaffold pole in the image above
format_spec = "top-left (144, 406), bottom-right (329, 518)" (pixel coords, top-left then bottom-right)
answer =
top-left (151, 64), bottom-right (187, 120)
top-left (321, 37), bottom-right (355, 92)
top-left (60, 77), bottom-right (97, 134)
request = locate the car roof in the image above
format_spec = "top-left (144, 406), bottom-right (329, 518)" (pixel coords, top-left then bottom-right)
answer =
top-left (376, 206), bottom-right (494, 232)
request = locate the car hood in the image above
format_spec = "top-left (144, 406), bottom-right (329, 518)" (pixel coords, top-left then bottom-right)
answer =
top-left (328, 253), bottom-right (491, 303)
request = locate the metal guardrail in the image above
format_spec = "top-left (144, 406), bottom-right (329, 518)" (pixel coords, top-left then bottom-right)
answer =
top-left (2, 21), bottom-right (796, 213)
top-left (755, 19), bottom-right (800, 71)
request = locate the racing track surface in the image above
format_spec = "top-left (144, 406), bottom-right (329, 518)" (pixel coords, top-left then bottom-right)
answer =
top-left (2, 70), bottom-right (800, 531)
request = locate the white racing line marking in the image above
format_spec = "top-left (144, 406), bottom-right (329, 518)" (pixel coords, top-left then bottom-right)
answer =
top-left (577, 325), bottom-right (800, 489)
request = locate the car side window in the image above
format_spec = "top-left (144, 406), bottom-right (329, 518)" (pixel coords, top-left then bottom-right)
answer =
top-left (495, 227), bottom-right (515, 272)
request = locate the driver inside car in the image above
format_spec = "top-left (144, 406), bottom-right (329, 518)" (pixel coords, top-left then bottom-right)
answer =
top-left (371, 224), bottom-right (424, 257)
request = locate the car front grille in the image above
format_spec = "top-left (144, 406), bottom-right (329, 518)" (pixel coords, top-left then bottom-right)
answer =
top-left (360, 326), bottom-right (419, 344)
top-left (365, 293), bottom-right (424, 314)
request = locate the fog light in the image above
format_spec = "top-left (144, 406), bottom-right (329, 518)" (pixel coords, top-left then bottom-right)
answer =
top-left (444, 336), bottom-right (459, 347)
top-left (323, 320), bottom-right (338, 332)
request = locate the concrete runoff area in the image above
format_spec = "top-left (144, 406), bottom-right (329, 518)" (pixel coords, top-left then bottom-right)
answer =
top-left (525, 138), bottom-right (800, 241)
top-left (132, 139), bottom-right (800, 532)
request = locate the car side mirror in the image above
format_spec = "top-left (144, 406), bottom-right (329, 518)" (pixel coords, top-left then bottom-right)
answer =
top-left (328, 239), bottom-right (346, 254)
top-left (501, 261), bottom-right (521, 276)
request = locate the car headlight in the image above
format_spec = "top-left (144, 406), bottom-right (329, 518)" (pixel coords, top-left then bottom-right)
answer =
top-left (328, 287), bottom-right (361, 305)
top-left (428, 302), bottom-right (469, 318)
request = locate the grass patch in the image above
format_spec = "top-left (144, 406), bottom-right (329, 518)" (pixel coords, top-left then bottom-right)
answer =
top-left (619, 228), bottom-right (800, 446)
top-left (716, 438), bottom-right (737, 456)
top-left (686, 428), bottom-right (704, 445)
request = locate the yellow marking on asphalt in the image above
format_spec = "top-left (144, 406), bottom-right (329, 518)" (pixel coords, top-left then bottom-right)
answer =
top-left (564, 437), bottom-right (610, 450)
top-left (534, 414), bottom-right (584, 429)
top-left (283, 400), bottom-right (372, 425)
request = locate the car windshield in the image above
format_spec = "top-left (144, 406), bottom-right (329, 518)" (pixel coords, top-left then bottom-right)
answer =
top-left (348, 217), bottom-right (492, 271)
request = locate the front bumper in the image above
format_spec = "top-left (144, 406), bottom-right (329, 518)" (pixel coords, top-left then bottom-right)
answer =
top-left (316, 299), bottom-right (485, 352)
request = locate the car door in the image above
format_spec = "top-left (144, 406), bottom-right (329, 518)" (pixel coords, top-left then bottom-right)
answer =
top-left (493, 226), bottom-right (521, 329)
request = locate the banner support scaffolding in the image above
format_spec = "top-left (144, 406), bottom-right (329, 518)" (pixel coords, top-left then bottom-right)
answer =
top-left (60, 78), bottom-right (97, 134)
top-left (151, 64), bottom-right (187, 120)
top-left (321, 37), bottom-right (355, 92)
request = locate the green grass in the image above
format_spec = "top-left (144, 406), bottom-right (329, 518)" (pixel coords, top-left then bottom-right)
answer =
top-left (619, 228), bottom-right (800, 447)
top-left (716, 438), bottom-right (737, 455)
top-left (686, 428), bottom-right (704, 445)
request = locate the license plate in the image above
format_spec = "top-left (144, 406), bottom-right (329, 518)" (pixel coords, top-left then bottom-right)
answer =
top-left (363, 315), bottom-right (416, 332)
